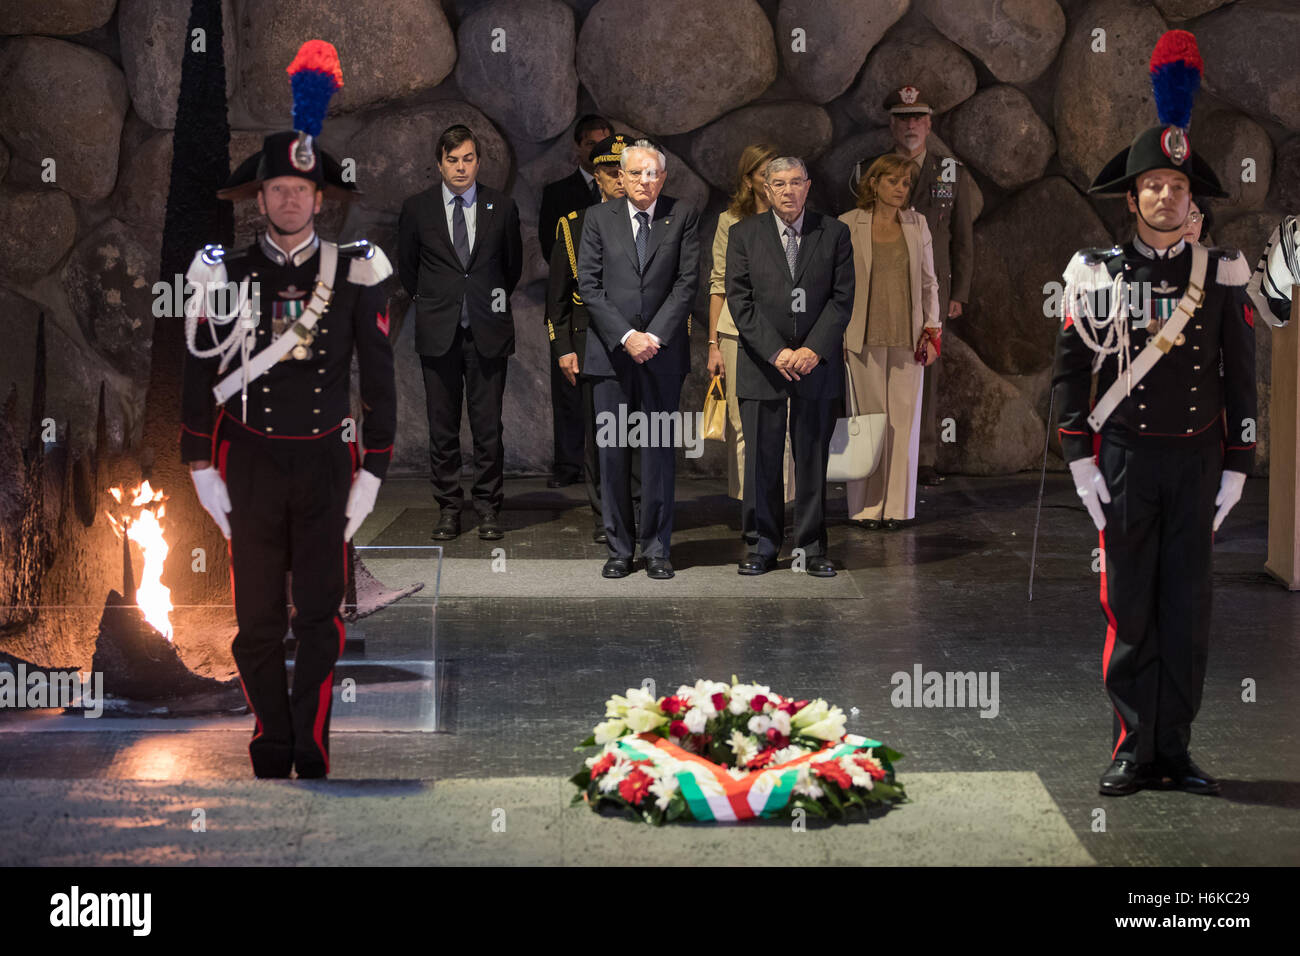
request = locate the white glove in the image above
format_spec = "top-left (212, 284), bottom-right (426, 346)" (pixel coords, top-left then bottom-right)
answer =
top-left (1068, 458), bottom-right (1111, 532)
top-left (1213, 470), bottom-right (1247, 532)
top-left (344, 469), bottom-right (382, 542)
top-left (190, 466), bottom-right (232, 540)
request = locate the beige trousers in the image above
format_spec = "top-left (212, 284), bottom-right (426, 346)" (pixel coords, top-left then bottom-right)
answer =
top-left (845, 346), bottom-right (923, 522)
top-left (718, 332), bottom-right (795, 502)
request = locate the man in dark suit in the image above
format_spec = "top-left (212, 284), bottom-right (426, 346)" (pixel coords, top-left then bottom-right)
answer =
top-left (577, 139), bottom-right (699, 579)
top-left (546, 133), bottom-right (641, 543)
top-left (726, 156), bottom-right (854, 578)
top-left (398, 124), bottom-right (523, 541)
top-left (539, 114), bottom-right (613, 488)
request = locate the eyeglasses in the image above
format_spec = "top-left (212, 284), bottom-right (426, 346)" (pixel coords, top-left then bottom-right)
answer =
top-left (625, 168), bottom-right (662, 181)
top-left (1188, 212), bottom-right (1203, 223)
top-left (768, 178), bottom-right (807, 191)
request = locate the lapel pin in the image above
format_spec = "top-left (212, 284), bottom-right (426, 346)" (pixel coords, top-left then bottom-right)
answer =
top-left (485, 202), bottom-right (494, 210)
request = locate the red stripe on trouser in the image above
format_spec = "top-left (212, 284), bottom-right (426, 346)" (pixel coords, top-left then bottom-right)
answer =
top-left (1097, 527), bottom-right (1129, 760)
top-left (312, 614), bottom-right (347, 773)
top-left (236, 672), bottom-right (263, 774)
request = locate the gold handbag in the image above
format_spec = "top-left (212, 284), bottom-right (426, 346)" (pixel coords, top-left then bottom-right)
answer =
top-left (702, 374), bottom-right (727, 441)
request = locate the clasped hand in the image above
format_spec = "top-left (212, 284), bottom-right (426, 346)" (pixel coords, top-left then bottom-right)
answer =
top-left (773, 346), bottom-right (819, 380)
top-left (625, 331), bottom-right (659, 363)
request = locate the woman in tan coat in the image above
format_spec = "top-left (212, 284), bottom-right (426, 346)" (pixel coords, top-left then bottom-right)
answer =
top-left (839, 153), bottom-right (940, 529)
top-left (708, 144), bottom-right (794, 540)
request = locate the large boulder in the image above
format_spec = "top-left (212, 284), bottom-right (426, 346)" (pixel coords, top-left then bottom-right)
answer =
top-left (811, 128), bottom-right (893, 215)
top-left (0, 137), bottom-right (8, 182)
top-left (1195, 0), bottom-right (1300, 133)
top-left (60, 219), bottom-right (159, 384)
top-left (0, 37), bottom-right (128, 201)
top-left (577, 0), bottom-right (776, 135)
top-left (454, 0), bottom-right (577, 143)
top-left (915, 0), bottom-right (1065, 83)
top-left (1216, 209), bottom-right (1285, 268)
top-left (118, 0), bottom-right (238, 130)
top-left (943, 85), bottom-right (1054, 190)
top-left (844, 23), bottom-right (977, 127)
top-left (1153, 0), bottom-right (1231, 18)
top-left (1053, 0), bottom-right (1166, 191)
top-left (236, 0), bottom-right (456, 126)
top-left (962, 177), bottom-right (1110, 376)
top-left (0, 186), bottom-right (77, 286)
top-left (344, 102), bottom-right (513, 217)
top-left (935, 331), bottom-right (1044, 475)
top-left (688, 102), bottom-right (833, 191)
top-left (113, 129), bottom-right (173, 238)
top-left (0, 0), bottom-right (116, 36)
top-left (1195, 111), bottom-right (1273, 211)
top-left (1268, 137), bottom-right (1300, 216)
top-left (776, 0), bottom-right (909, 103)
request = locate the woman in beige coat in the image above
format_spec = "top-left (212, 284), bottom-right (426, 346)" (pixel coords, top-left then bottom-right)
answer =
top-left (839, 153), bottom-right (940, 529)
top-left (708, 144), bottom-right (794, 540)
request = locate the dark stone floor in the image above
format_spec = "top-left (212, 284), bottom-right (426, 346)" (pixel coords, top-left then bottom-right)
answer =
top-left (1, 473), bottom-right (1297, 866)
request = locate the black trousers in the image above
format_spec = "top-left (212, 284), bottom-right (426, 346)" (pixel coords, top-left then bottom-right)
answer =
top-left (592, 364), bottom-right (682, 561)
top-left (219, 425), bottom-right (353, 778)
top-left (420, 323), bottom-right (508, 518)
top-left (580, 373), bottom-right (640, 528)
top-left (551, 355), bottom-right (584, 479)
top-left (740, 393), bottom-right (835, 560)
top-left (1097, 437), bottom-right (1220, 765)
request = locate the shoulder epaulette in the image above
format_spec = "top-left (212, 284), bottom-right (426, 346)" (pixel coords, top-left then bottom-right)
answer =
top-left (1208, 246), bottom-right (1250, 287)
top-left (558, 215), bottom-right (579, 281)
top-left (343, 242), bottom-right (393, 286)
top-left (1077, 245), bottom-right (1124, 266)
top-left (567, 210), bottom-right (578, 220)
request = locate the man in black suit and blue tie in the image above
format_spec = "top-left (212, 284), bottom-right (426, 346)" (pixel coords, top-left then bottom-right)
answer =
top-left (726, 156), bottom-right (854, 578)
top-left (577, 139), bottom-right (700, 579)
top-left (398, 124), bottom-right (523, 542)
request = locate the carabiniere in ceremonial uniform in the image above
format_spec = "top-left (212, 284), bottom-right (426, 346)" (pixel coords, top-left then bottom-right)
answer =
top-left (1052, 30), bottom-right (1256, 798)
top-left (181, 41), bottom-right (396, 779)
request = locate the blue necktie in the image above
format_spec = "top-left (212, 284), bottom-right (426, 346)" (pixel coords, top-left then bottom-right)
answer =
top-left (453, 195), bottom-right (470, 327)
top-left (635, 211), bottom-right (649, 273)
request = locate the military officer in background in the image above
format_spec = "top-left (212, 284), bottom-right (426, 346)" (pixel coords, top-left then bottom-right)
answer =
top-left (545, 134), bottom-right (639, 543)
top-left (182, 41), bottom-right (396, 780)
top-left (1052, 30), bottom-right (1255, 798)
top-left (855, 86), bottom-right (974, 486)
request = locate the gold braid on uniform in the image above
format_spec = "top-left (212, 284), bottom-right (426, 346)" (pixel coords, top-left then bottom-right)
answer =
top-left (559, 216), bottom-right (582, 306)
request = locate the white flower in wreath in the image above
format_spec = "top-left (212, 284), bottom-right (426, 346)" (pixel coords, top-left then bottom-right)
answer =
top-left (599, 761), bottom-right (629, 793)
top-left (624, 707), bottom-right (668, 734)
top-left (649, 776), bottom-right (679, 811)
top-left (727, 730), bottom-right (759, 765)
top-left (797, 706), bottom-right (847, 742)
top-left (844, 757), bottom-right (875, 791)
top-left (593, 718), bottom-right (628, 744)
top-left (693, 679), bottom-right (730, 709)
top-left (683, 707), bottom-right (707, 734)
top-left (773, 745), bottom-right (806, 764)
top-left (585, 742), bottom-right (621, 768)
top-left (791, 698), bottom-right (829, 730)
top-left (792, 765), bottom-right (824, 800)
top-left (625, 687), bottom-right (659, 711)
top-left (747, 713), bottom-right (772, 736)
top-left (728, 694), bottom-right (749, 716)
top-left (770, 709), bottom-right (792, 737)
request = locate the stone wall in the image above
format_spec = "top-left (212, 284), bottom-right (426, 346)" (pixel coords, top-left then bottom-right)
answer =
top-left (1, 0), bottom-right (1295, 480)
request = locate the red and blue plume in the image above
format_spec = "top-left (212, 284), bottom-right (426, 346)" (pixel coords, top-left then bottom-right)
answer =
top-left (1149, 30), bottom-right (1203, 130)
top-left (286, 40), bottom-right (344, 138)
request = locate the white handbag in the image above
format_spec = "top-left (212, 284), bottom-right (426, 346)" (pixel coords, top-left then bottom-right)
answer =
top-left (826, 356), bottom-right (886, 482)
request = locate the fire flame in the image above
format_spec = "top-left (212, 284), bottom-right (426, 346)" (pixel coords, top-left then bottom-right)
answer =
top-left (106, 480), bottom-right (174, 641)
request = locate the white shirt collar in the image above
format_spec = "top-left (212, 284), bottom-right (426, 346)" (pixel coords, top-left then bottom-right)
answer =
top-left (442, 180), bottom-right (478, 207)
top-left (773, 208), bottom-right (806, 238)
top-left (261, 230), bottom-right (319, 267)
top-left (1133, 234), bottom-right (1187, 260)
top-left (629, 198), bottom-right (657, 225)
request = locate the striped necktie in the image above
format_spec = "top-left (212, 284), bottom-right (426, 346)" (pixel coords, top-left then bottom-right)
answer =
top-left (784, 226), bottom-right (799, 278)
top-left (635, 211), bottom-right (650, 273)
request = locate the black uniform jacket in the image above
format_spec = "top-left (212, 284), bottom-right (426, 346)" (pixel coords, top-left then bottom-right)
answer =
top-left (1052, 239), bottom-right (1257, 474)
top-left (180, 234), bottom-right (397, 479)
top-left (546, 208), bottom-right (591, 366)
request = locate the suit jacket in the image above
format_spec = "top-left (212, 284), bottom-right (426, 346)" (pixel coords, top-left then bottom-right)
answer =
top-left (546, 208), bottom-right (591, 365)
top-left (838, 207), bottom-right (940, 355)
top-left (868, 149), bottom-right (974, 308)
top-left (725, 208), bottom-right (855, 401)
top-left (397, 182), bottom-right (523, 358)
top-left (539, 168), bottom-right (598, 261)
top-left (576, 194), bottom-right (700, 379)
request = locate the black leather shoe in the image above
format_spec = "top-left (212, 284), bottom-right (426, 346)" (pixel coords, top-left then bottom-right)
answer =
top-left (431, 513), bottom-right (460, 540)
top-left (806, 556), bottom-right (837, 577)
top-left (918, 467), bottom-right (945, 486)
top-left (646, 557), bottom-right (674, 580)
top-left (852, 519), bottom-right (880, 530)
top-left (602, 557), bottom-right (631, 578)
top-left (1156, 754), bottom-right (1221, 795)
top-left (478, 511), bottom-right (504, 540)
top-left (884, 518), bottom-right (912, 531)
top-left (592, 527), bottom-right (608, 544)
top-left (1099, 758), bottom-right (1156, 796)
top-left (547, 472), bottom-right (580, 488)
top-left (738, 553), bottom-right (776, 575)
